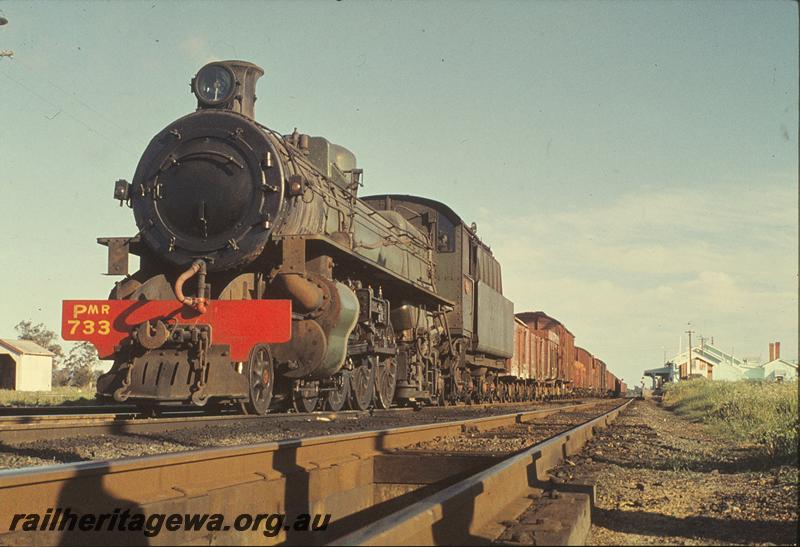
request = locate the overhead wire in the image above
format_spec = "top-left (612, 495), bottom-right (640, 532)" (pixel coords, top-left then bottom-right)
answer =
top-left (0, 62), bottom-right (136, 154)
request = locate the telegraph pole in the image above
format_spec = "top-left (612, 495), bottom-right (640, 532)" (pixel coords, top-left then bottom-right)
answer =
top-left (685, 330), bottom-right (695, 378)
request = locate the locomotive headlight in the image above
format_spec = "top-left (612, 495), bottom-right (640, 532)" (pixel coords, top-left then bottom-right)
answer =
top-left (193, 63), bottom-right (236, 105)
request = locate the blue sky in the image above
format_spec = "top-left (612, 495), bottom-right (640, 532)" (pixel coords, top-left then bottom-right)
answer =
top-left (0, 0), bottom-right (796, 384)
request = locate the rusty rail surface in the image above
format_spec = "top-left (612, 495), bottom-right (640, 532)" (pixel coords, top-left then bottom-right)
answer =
top-left (333, 398), bottom-right (632, 546)
top-left (0, 406), bottom-right (416, 443)
top-left (0, 401), bottom-right (611, 545)
top-left (0, 399), bottom-right (594, 443)
top-left (0, 404), bottom-right (138, 416)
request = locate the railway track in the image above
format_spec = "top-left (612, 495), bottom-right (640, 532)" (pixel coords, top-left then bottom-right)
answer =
top-left (337, 399), bottom-right (632, 545)
top-left (0, 399), bottom-right (630, 545)
top-left (0, 407), bottom-right (415, 444)
top-left (0, 399), bottom-right (592, 444)
top-left (0, 404), bottom-right (139, 416)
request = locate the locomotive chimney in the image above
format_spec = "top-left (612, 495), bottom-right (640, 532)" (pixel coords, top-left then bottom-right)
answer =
top-left (192, 60), bottom-right (264, 119)
top-left (226, 60), bottom-right (263, 119)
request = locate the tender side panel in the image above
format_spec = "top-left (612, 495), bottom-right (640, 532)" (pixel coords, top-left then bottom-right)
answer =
top-left (475, 281), bottom-right (514, 358)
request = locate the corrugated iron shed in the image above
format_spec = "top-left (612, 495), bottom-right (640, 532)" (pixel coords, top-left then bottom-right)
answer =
top-left (0, 339), bottom-right (56, 357)
top-left (0, 339), bottom-right (54, 391)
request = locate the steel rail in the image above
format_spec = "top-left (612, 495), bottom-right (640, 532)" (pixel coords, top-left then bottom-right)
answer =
top-left (0, 407), bottom-right (415, 444)
top-left (0, 401), bottom-right (609, 545)
top-left (0, 399), bottom-right (595, 444)
top-left (0, 404), bottom-right (138, 416)
top-left (332, 398), bottom-right (633, 546)
top-left (0, 397), bottom-right (583, 418)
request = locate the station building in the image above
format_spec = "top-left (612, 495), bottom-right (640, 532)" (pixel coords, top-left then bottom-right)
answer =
top-left (0, 339), bottom-right (54, 391)
top-left (671, 342), bottom-right (752, 381)
top-left (753, 358), bottom-right (797, 382)
top-left (643, 363), bottom-right (677, 390)
top-left (648, 339), bottom-right (797, 386)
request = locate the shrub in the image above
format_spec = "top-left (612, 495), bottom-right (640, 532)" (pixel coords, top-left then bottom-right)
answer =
top-left (662, 379), bottom-right (798, 463)
top-left (0, 386), bottom-right (96, 407)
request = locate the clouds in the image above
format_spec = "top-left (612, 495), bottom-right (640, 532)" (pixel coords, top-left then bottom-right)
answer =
top-left (179, 36), bottom-right (219, 66)
top-left (479, 180), bottom-right (797, 381)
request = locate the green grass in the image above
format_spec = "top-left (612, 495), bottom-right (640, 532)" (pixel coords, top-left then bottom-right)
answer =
top-left (662, 378), bottom-right (799, 463)
top-left (0, 386), bottom-right (97, 407)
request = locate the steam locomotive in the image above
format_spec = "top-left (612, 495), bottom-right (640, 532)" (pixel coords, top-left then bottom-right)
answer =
top-left (62, 60), bottom-right (620, 414)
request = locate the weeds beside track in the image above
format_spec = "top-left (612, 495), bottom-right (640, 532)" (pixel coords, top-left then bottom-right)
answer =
top-left (662, 379), bottom-right (798, 463)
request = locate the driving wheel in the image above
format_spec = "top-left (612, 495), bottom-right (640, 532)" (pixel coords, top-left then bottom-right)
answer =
top-left (324, 371), bottom-right (350, 411)
top-left (374, 358), bottom-right (396, 410)
top-left (348, 359), bottom-right (375, 411)
top-left (293, 380), bottom-right (320, 413)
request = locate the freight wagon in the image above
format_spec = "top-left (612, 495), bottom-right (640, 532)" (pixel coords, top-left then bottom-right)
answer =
top-left (516, 311), bottom-right (575, 397)
top-left (574, 346), bottom-right (594, 396)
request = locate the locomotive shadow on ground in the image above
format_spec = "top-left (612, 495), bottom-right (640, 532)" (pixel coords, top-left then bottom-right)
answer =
top-left (270, 443), bottom-right (312, 546)
top-left (0, 441), bottom-right (85, 464)
top-left (4, 462), bottom-right (153, 546)
top-left (374, 429), bottom-right (493, 546)
top-left (372, 430), bottom-right (488, 547)
top-left (430, 480), bottom-right (486, 546)
top-left (315, 419), bottom-right (608, 545)
top-left (271, 430), bottom-right (488, 546)
top-left (53, 465), bottom-right (151, 546)
top-left (592, 507), bottom-right (798, 545)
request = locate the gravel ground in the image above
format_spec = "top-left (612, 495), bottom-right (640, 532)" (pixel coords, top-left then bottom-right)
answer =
top-left (548, 399), bottom-right (798, 546)
top-left (407, 400), bottom-right (623, 454)
top-left (0, 400), bottom-right (597, 470)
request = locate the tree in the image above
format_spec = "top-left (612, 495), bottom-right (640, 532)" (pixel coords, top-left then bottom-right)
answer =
top-left (62, 342), bottom-right (100, 388)
top-left (14, 321), bottom-right (64, 368)
top-left (52, 368), bottom-right (71, 388)
top-left (14, 321), bottom-right (100, 387)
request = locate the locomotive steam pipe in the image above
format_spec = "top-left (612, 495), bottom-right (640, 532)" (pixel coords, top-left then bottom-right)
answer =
top-left (275, 273), bottom-right (324, 313)
top-left (174, 259), bottom-right (208, 313)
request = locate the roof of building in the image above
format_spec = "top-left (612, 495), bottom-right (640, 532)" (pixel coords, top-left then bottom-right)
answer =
top-left (0, 339), bottom-right (56, 357)
top-left (761, 359), bottom-right (797, 369)
top-left (644, 364), bottom-right (676, 377)
top-left (671, 343), bottom-right (752, 370)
